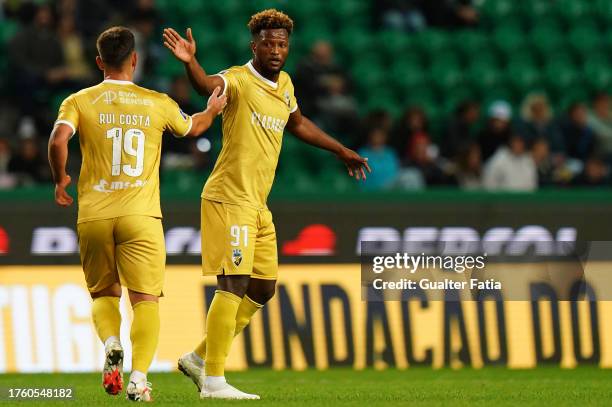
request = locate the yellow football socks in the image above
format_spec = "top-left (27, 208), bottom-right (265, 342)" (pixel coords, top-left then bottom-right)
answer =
top-left (204, 290), bottom-right (243, 376)
top-left (91, 296), bottom-right (121, 343)
top-left (130, 301), bottom-right (160, 374)
top-left (194, 295), bottom-right (263, 360)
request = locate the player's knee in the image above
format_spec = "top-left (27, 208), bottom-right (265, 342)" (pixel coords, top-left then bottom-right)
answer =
top-left (247, 281), bottom-right (276, 305)
top-left (91, 283), bottom-right (122, 299)
top-left (217, 274), bottom-right (250, 298)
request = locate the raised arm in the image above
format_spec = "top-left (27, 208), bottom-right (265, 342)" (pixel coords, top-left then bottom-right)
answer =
top-left (286, 107), bottom-right (371, 180)
top-left (186, 86), bottom-right (227, 137)
top-left (48, 124), bottom-right (74, 207)
top-left (163, 28), bottom-right (225, 96)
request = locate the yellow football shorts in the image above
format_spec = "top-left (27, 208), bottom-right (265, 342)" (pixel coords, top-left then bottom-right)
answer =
top-left (77, 215), bottom-right (166, 296)
top-left (201, 199), bottom-right (278, 280)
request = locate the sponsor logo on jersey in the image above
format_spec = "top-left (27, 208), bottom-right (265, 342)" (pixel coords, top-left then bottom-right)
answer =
top-left (93, 179), bottom-right (147, 193)
top-left (92, 90), bottom-right (117, 105)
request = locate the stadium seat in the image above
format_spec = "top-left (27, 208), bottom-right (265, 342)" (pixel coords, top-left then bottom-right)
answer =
top-left (335, 28), bottom-right (374, 63)
top-left (567, 23), bottom-right (603, 56)
top-left (544, 61), bottom-right (580, 97)
top-left (583, 58), bottom-right (612, 91)
top-left (505, 60), bottom-right (542, 96)
top-left (466, 60), bottom-right (504, 96)
top-left (479, 0), bottom-right (518, 26)
top-left (556, 0), bottom-right (593, 24)
top-left (452, 30), bottom-right (490, 62)
top-left (413, 30), bottom-right (451, 62)
top-left (530, 22), bottom-right (565, 56)
top-left (594, 0), bottom-right (612, 24)
top-left (391, 62), bottom-right (427, 95)
top-left (429, 54), bottom-right (463, 91)
top-left (376, 31), bottom-right (412, 61)
top-left (492, 22), bottom-right (526, 55)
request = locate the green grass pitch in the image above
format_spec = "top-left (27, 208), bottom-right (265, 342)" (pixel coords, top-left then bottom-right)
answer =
top-left (1, 368), bottom-right (611, 406)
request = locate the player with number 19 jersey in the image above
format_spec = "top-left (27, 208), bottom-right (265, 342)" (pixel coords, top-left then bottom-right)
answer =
top-left (55, 79), bottom-right (193, 224)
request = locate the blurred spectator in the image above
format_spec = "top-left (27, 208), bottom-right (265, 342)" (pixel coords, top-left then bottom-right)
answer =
top-left (0, 138), bottom-right (17, 189)
top-left (358, 109), bottom-right (393, 149)
top-left (163, 77), bottom-right (199, 155)
top-left (391, 106), bottom-right (430, 164)
top-left (8, 3), bottom-right (66, 114)
top-left (518, 93), bottom-right (563, 153)
top-left (294, 41), bottom-right (352, 119)
top-left (587, 93), bottom-right (612, 159)
top-left (357, 128), bottom-right (400, 190)
top-left (57, 15), bottom-right (94, 85)
top-left (376, 0), bottom-right (426, 32)
top-left (454, 142), bottom-right (482, 190)
top-left (129, 7), bottom-right (160, 83)
top-left (478, 100), bottom-right (513, 161)
top-left (441, 100), bottom-right (480, 159)
top-left (420, 0), bottom-right (479, 28)
top-left (531, 138), bottom-right (556, 187)
top-left (559, 102), bottom-right (595, 161)
top-left (317, 75), bottom-right (359, 141)
top-left (406, 132), bottom-right (454, 186)
top-left (572, 156), bottom-right (609, 187)
top-left (483, 134), bottom-right (537, 191)
top-left (8, 137), bottom-right (50, 185)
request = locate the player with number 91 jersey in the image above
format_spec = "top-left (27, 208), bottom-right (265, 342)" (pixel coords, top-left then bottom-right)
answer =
top-left (55, 78), bottom-right (193, 224)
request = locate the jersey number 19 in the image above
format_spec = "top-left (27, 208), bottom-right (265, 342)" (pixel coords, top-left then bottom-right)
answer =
top-left (106, 127), bottom-right (145, 177)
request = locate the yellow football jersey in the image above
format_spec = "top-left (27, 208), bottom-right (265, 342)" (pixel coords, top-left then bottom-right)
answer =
top-left (202, 60), bottom-right (298, 209)
top-left (55, 79), bottom-right (193, 223)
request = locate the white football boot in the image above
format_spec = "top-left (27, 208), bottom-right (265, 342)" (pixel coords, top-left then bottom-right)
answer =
top-left (102, 339), bottom-right (124, 395)
top-left (200, 376), bottom-right (260, 400)
top-left (126, 375), bottom-right (152, 402)
top-left (177, 352), bottom-right (205, 392)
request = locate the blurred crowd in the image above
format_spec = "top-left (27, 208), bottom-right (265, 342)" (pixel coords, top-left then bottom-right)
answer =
top-left (0, 0), bottom-right (611, 192)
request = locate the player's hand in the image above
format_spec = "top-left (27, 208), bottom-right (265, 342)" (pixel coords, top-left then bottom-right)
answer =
top-left (163, 27), bottom-right (196, 63)
top-left (207, 86), bottom-right (227, 115)
top-left (54, 175), bottom-right (73, 207)
top-left (337, 148), bottom-right (371, 181)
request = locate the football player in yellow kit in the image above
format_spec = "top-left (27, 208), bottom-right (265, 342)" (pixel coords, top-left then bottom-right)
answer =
top-left (163, 9), bottom-right (370, 400)
top-left (48, 26), bottom-right (226, 402)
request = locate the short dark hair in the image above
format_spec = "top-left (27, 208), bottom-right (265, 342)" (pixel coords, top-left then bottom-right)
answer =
top-left (96, 26), bottom-right (135, 69)
top-left (247, 9), bottom-right (293, 37)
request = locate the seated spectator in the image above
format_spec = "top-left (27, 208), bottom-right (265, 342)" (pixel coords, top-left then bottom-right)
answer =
top-left (8, 137), bottom-right (49, 185)
top-left (441, 100), bottom-right (480, 159)
top-left (572, 156), bottom-right (610, 187)
top-left (420, 0), bottom-right (479, 28)
top-left (406, 132), bottom-right (455, 186)
top-left (294, 41), bottom-right (352, 120)
top-left (587, 92), bottom-right (612, 159)
top-left (57, 14), bottom-right (94, 86)
top-left (0, 138), bottom-right (17, 189)
top-left (391, 106), bottom-right (430, 164)
top-left (531, 138), bottom-right (555, 187)
top-left (357, 128), bottom-right (400, 190)
top-left (454, 142), bottom-right (482, 190)
top-left (317, 75), bottom-right (358, 141)
top-left (8, 3), bottom-right (67, 114)
top-left (478, 100), bottom-right (513, 161)
top-left (518, 93), bottom-right (563, 153)
top-left (376, 0), bottom-right (426, 32)
top-left (357, 109), bottom-right (393, 149)
top-left (559, 102), bottom-right (595, 161)
top-left (483, 134), bottom-right (537, 191)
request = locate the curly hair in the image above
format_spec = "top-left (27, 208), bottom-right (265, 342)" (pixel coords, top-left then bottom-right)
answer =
top-left (247, 9), bottom-right (293, 37)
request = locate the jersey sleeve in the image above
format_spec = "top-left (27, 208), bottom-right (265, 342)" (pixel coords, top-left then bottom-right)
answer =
top-left (287, 74), bottom-right (299, 113)
top-left (164, 95), bottom-right (193, 137)
top-left (55, 94), bottom-right (79, 136)
top-left (214, 67), bottom-right (246, 103)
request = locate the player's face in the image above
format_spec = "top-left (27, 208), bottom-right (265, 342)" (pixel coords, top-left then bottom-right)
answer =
top-left (252, 29), bottom-right (289, 73)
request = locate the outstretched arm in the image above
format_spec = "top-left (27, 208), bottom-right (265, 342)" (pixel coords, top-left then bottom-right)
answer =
top-left (186, 86), bottom-right (227, 137)
top-left (163, 28), bottom-right (225, 96)
top-left (286, 107), bottom-right (371, 180)
top-left (48, 124), bottom-right (74, 207)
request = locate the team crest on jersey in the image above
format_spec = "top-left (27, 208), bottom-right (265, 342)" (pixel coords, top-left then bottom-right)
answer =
top-left (283, 91), bottom-right (291, 108)
top-left (232, 248), bottom-right (243, 266)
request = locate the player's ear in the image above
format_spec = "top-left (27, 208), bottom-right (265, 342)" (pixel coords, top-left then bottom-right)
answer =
top-left (131, 52), bottom-right (138, 70)
top-left (95, 56), bottom-right (104, 71)
top-left (250, 40), bottom-right (256, 56)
